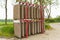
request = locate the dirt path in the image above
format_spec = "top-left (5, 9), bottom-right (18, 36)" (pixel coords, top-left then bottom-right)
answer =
top-left (0, 23), bottom-right (60, 40)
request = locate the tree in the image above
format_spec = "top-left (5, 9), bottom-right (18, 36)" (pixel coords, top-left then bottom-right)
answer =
top-left (44, 0), bottom-right (58, 19)
top-left (37, 0), bottom-right (58, 19)
top-left (5, 0), bottom-right (7, 25)
top-left (0, 0), bottom-right (7, 24)
top-left (45, 0), bottom-right (52, 19)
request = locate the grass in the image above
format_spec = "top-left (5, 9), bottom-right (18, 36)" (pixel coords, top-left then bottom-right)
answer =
top-left (45, 23), bottom-right (53, 30)
top-left (0, 22), bottom-right (13, 25)
top-left (0, 22), bottom-right (14, 38)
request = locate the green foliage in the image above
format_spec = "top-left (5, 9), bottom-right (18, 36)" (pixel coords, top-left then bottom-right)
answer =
top-left (54, 16), bottom-right (60, 22)
top-left (36, 0), bottom-right (55, 5)
top-left (45, 16), bottom-right (60, 23)
top-left (45, 16), bottom-right (60, 30)
top-left (45, 23), bottom-right (52, 30)
top-left (0, 24), bottom-right (14, 38)
top-left (45, 18), bottom-right (55, 23)
top-left (1, 26), bottom-right (14, 34)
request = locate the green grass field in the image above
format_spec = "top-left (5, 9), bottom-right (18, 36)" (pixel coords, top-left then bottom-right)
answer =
top-left (0, 22), bottom-right (14, 38)
top-left (0, 22), bottom-right (13, 24)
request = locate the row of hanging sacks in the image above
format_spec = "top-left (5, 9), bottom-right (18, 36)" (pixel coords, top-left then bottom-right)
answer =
top-left (20, 2), bottom-right (28, 38)
top-left (32, 4), bottom-right (41, 34)
top-left (19, 2), bottom-right (31, 38)
top-left (14, 1), bottom-right (44, 39)
top-left (14, 2), bottom-right (27, 38)
top-left (19, 2), bottom-right (42, 37)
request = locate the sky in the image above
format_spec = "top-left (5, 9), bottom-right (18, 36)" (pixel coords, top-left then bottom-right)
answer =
top-left (0, 0), bottom-right (60, 19)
